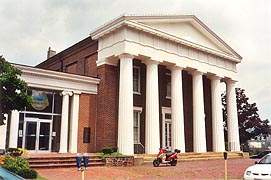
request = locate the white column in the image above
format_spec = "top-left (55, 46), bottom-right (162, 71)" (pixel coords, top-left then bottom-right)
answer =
top-left (145, 60), bottom-right (160, 154)
top-left (210, 76), bottom-right (225, 152)
top-left (69, 91), bottom-right (81, 153)
top-left (59, 91), bottom-right (72, 153)
top-left (226, 80), bottom-right (240, 151)
top-left (118, 54), bottom-right (134, 155)
top-left (192, 71), bottom-right (206, 153)
top-left (9, 111), bottom-right (19, 148)
top-left (0, 115), bottom-right (7, 149)
top-left (171, 66), bottom-right (185, 152)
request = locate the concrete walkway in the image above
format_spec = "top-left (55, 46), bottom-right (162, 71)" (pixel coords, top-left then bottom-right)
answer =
top-left (36, 158), bottom-right (255, 180)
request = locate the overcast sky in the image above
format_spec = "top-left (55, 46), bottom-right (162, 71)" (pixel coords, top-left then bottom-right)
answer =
top-left (1, 0), bottom-right (270, 120)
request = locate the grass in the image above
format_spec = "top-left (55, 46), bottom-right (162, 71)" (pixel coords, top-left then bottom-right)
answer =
top-left (36, 174), bottom-right (48, 180)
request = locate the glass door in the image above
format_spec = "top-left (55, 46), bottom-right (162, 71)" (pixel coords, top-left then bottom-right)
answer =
top-left (38, 122), bottom-right (51, 151)
top-left (24, 121), bottom-right (37, 151)
top-left (164, 120), bottom-right (172, 148)
top-left (162, 108), bottom-right (172, 150)
top-left (23, 118), bottom-right (52, 153)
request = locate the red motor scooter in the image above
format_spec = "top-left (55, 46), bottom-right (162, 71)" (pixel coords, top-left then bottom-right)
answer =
top-left (153, 148), bottom-right (181, 167)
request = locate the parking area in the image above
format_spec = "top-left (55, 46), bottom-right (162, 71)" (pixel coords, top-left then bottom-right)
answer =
top-left (36, 158), bottom-right (255, 180)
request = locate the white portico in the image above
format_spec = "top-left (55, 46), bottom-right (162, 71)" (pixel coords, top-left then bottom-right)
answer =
top-left (5, 64), bottom-right (99, 154)
top-left (90, 14), bottom-right (242, 154)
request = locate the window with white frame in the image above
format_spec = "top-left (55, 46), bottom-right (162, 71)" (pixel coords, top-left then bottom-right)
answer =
top-left (166, 73), bottom-right (171, 98)
top-left (133, 67), bottom-right (140, 94)
top-left (133, 107), bottom-right (142, 143)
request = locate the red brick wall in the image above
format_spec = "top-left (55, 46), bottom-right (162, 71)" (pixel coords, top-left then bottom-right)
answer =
top-left (133, 59), bottom-right (146, 146)
top-left (96, 64), bottom-right (118, 151)
top-left (183, 70), bottom-right (193, 152)
top-left (77, 93), bottom-right (97, 153)
top-left (203, 76), bottom-right (213, 151)
top-left (37, 37), bottom-right (98, 77)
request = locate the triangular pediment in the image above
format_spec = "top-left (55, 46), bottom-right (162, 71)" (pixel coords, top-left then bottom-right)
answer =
top-left (140, 21), bottom-right (224, 52)
top-left (90, 15), bottom-right (242, 61)
top-left (126, 15), bottom-right (241, 60)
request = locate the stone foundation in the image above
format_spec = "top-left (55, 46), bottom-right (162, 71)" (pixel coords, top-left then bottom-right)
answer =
top-left (103, 156), bottom-right (134, 167)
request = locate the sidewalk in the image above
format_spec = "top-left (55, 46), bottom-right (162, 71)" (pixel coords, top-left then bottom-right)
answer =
top-left (36, 158), bottom-right (255, 180)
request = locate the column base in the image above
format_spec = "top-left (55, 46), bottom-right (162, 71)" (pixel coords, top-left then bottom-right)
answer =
top-left (228, 142), bottom-right (240, 151)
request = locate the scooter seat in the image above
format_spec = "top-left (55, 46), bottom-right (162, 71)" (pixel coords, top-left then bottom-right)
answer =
top-left (165, 152), bottom-right (175, 160)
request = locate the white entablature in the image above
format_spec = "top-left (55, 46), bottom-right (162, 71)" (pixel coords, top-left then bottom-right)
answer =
top-left (13, 64), bottom-right (99, 94)
top-left (90, 14), bottom-right (242, 81)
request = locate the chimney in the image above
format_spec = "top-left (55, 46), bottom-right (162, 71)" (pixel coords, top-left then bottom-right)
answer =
top-left (47, 47), bottom-right (56, 59)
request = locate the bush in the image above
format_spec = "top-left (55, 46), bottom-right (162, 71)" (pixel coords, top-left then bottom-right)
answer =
top-left (102, 146), bottom-right (118, 155)
top-left (112, 146), bottom-right (118, 153)
top-left (17, 168), bottom-right (38, 179)
top-left (102, 147), bottom-right (113, 155)
top-left (2, 156), bottom-right (29, 174)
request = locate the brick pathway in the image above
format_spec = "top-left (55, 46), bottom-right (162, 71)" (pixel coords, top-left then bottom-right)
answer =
top-left (36, 158), bottom-right (255, 180)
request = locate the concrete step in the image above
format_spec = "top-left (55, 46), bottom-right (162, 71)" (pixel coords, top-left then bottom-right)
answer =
top-left (28, 155), bottom-right (105, 169)
top-left (142, 152), bottom-right (247, 163)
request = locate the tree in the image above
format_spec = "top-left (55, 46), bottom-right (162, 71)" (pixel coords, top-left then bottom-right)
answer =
top-left (222, 88), bottom-right (270, 145)
top-left (0, 55), bottom-right (32, 125)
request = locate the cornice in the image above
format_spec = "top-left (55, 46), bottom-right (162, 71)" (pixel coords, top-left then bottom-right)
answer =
top-left (90, 14), bottom-right (242, 63)
top-left (14, 64), bottom-right (100, 85)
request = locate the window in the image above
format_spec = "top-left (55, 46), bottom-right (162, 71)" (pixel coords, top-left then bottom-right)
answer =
top-left (133, 107), bottom-right (142, 143)
top-left (83, 127), bottom-right (90, 143)
top-left (166, 73), bottom-right (171, 98)
top-left (133, 67), bottom-right (140, 94)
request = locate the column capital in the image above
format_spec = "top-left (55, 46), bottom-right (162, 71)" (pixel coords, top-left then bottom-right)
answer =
top-left (169, 65), bottom-right (184, 71)
top-left (118, 53), bottom-right (134, 60)
top-left (61, 91), bottom-right (73, 96)
top-left (144, 59), bottom-right (160, 66)
top-left (72, 90), bottom-right (81, 95)
top-left (224, 78), bottom-right (237, 85)
top-left (209, 75), bottom-right (222, 81)
top-left (190, 70), bottom-right (204, 76)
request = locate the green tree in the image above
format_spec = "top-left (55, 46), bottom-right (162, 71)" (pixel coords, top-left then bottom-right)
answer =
top-left (0, 55), bottom-right (32, 125)
top-left (222, 88), bottom-right (270, 145)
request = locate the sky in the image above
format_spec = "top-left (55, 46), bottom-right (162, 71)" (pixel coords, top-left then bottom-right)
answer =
top-left (0, 0), bottom-right (270, 120)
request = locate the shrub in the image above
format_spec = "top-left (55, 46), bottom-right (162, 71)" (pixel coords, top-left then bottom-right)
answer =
top-left (17, 168), bottom-right (38, 179)
top-left (2, 156), bottom-right (29, 174)
top-left (102, 146), bottom-right (118, 155)
top-left (112, 146), bottom-right (118, 153)
top-left (102, 147), bottom-right (113, 155)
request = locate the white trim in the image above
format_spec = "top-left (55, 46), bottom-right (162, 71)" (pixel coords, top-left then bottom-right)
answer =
top-left (90, 14), bottom-right (242, 62)
top-left (13, 64), bottom-right (99, 94)
top-left (133, 106), bottom-right (143, 112)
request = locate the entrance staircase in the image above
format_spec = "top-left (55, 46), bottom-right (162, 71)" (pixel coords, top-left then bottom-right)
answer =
top-left (28, 152), bottom-right (248, 168)
top-left (28, 153), bottom-right (105, 169)
top-left (140, 151), bottom-right (249, 163)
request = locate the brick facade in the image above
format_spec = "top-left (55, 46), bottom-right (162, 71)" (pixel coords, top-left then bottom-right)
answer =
top-left (38, 35), bottom-right (213, 153)
top-left (96, 64), bottom-right (118, 151)
top-left (77, 94), bottom-right (97, 153)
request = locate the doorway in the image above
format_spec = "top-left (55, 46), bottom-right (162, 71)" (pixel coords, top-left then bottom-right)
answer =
top-left (162, 107), bottom-right (172, 150)
top-left (22, 118), bottom-right (52, 153)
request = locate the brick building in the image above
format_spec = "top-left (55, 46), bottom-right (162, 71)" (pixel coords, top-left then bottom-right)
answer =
top-left (2, 14), bottom-right (242, 155)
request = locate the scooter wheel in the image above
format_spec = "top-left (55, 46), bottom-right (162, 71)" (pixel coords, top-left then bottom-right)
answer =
top-left (170, 159), bottom-right (177, 166)
top-left (153, 159), bottom-right (160, 167)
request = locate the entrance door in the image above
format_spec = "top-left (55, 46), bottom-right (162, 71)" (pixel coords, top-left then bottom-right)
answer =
top-left (162, 107), bottom-right (172, 150)
top-left (23, 118), bottom-right (52, 153)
